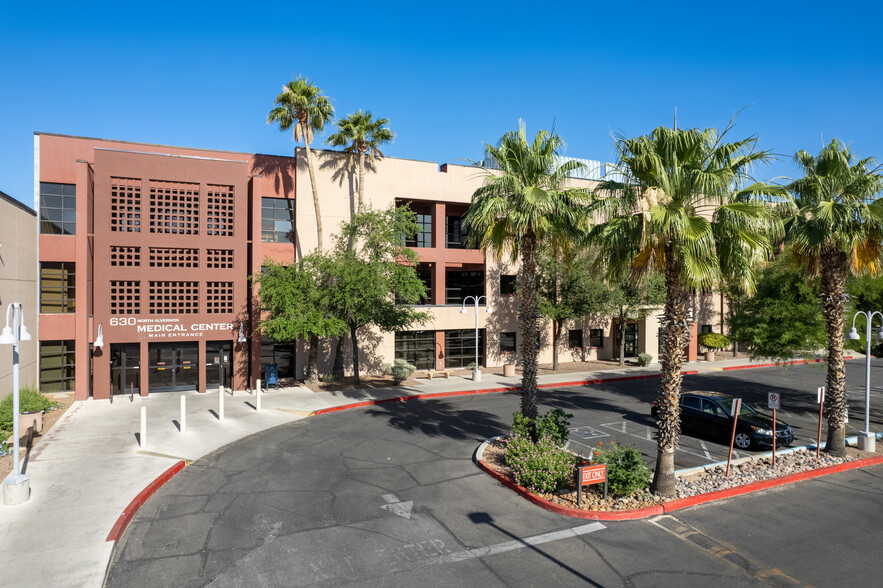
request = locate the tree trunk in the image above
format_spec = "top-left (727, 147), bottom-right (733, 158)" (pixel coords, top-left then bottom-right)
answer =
top-left (301, 124), bottom-right (323, 252)
top-left (519, 232), bottom-right (540, 420)
top-left (305, 334), bottom-right (319, 385)
top-left (820, 249), bottom-right (849, 457)
top-left (357, 151), bottom-right (365, 214)
top-left (552, 319), bottom-right (561, 370)
top-left (651, 253), bottom-right (691, 497)
top-left (618, 311), bottom-right (626, 367)
top-left (333, 336), bottom-right (345, 379)
top-left (350, 324), bottom-right (361, 385)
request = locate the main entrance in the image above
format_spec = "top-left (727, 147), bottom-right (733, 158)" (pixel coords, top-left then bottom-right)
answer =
top-left (110, 343), bottom-right (140, 395)
top-left (148, 342), bottom-right (199, 392)
top-left (205, 341), bottom-right (232, 390)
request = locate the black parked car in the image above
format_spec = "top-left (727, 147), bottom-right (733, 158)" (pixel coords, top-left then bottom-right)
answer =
top-left (651, 391), bottom-right (794, 450)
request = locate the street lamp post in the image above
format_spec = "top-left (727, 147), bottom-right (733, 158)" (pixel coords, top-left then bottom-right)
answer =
top-left (847, 310), bottom-right (882, 452)
top-left (1, 302), bottom-right (33, 505)
top-left (460, 296), bottom-right (491, 381)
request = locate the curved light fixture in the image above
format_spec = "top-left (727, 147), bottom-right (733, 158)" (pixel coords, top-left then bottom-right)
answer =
top-left (238, 323), bottom-right (247, 343)
top-left (94, 323), bottom-right (104, 349)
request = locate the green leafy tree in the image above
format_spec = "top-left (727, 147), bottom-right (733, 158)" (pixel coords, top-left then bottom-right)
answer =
top-left (727, 252), bottom-right (825, 361)
top-left (608, 272), bottom-right (666, 366)
top-left (784, 139), bottom-right (883, 455)
top-left (464, 122), bottom-right (593, 420)
top-left (267, 77), bottom-right (334, 252)
top-left (590, 120), bottom-right (782, 497)
top-left (253, 255), bottom-right (346, 384)
top-left (537, 250), bottom-right (613, 369)
top-left (325, 205), bottom-right (431, 384)
top-left (845, 274), bottom-right (883, 357)
top-left (326, 110), bottom-right (395, 214)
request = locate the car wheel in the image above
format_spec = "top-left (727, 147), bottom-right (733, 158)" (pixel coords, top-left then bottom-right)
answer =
top-left (734, 432), bottom-right (753, 450)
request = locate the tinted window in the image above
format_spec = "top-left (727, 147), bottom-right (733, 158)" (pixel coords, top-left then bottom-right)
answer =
top-left (681, 396), bottom-right (702, 410)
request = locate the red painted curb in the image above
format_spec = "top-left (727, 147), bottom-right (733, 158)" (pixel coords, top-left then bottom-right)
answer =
top-left (478, 454), bottom-right (883, 521)
top-left (720, 356), bottom-right (853, 371)
top-left (106, 460), bottom-right (187, 542)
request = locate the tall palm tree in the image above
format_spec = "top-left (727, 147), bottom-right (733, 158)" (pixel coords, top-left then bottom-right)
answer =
top-left (326, 110), bottom-right (395, 213)
top-left (267, 77), bottom-right (334, 252)
top-left (785, 140), bottom-right (883, 456)
top-left (591, 121), bottom-right (781, 497)
top-left (464, 122), bottom-right (592, 421)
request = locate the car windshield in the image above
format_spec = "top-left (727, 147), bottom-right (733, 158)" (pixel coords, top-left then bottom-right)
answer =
top-left (736, 402), bottom-right (757, 417)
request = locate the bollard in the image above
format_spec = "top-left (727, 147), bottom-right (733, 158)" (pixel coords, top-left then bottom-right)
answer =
top-left (256, 378), bottom-right (261, 394)
top-left (180, 395), bottom-right (186, 433)
top-left (256, 384), bottom-right (261, 412)
top-left (218, 385), bottom-right (225, 421)
top-left (140, 406), bottom-right (147, 448)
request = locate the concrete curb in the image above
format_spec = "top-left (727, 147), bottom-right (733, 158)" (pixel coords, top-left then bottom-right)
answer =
top-left (106, 460), bottom-right (187, 542)
top-left (474, 438), bottom-right (883, 521)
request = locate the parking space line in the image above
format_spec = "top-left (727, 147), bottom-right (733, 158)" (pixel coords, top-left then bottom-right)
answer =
top-left (699, 441), bottom-right (712, 460)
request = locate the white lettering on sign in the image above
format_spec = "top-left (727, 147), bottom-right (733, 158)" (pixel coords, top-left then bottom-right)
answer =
top-left (580, 464), bottom-right (606, 486)
top-left (109, 316), bottom-right (233, 339)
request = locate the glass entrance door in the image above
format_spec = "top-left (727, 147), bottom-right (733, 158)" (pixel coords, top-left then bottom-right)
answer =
top-left (110, 343), bottom-right (140, 395)
top-left (148, 342), bottom-right (199, 392)
top-left (624, 323), bottom-right (638, 357)
top-left (205, 341), bottom-right (232, 390)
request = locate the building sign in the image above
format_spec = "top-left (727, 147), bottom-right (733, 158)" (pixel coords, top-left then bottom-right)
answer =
top-left (575, 463), bottom-right (608, 505)
top-left (109, 317), bottom-right (233, 339)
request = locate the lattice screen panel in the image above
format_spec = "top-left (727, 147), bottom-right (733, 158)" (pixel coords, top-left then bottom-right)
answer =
top-left (110, 246), bottom-right (141, 267)
top-left (206, 185), bottom-right (234, 237)
top-left (110, 177), bottom-right (142, 232)
top-left (149, 180), bottom-right (199, 234)
top-left (205, 282), bottom-right (234, 314)
top-left (148, 247), bottom-right (199, 268)
top-left (205, 249), bottom-right (234, 269)
top-left (148, 281), bottom-right (199, 314)
top-left (110, 281), bottom-right (140, 314)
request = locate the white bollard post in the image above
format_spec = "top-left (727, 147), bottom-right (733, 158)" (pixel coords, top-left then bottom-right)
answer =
top-left (140, 406), bottom-right (147, 448)
top-left (218, 386), bottom-right (225, 421)
top-left (256, 384), bottom-right (261, 412)
top-left (180, 395), bottom-right (186, 433)
top-left (256, 378), bottom-right (261, 394)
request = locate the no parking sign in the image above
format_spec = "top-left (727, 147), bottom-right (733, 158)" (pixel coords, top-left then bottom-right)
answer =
top-left (768, 392), bottom-right (780, 410)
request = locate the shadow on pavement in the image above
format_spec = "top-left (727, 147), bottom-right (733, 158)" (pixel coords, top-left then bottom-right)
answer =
top-left (365, 398), bottom-right (508, 441)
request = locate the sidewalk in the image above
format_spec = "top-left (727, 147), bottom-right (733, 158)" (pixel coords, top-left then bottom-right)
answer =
top-left (0, 356), bottom-right (829, 587)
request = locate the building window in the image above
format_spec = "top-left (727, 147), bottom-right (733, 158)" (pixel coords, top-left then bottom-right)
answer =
top-left (261, 197), bottom-right (294, 243)
top-left (404, 213), bottom-right (432, 248)
top-left (568, 330), bottom-right (583, 349)
top-left (149, 247), bottom-right (199, 268)
top-left (500, 275), bottom-right (516, 296)
top-left (700, 324), bottom-right (713, 334)
top-left (110, 246), bottom-right (141, 267)
top-left (445, 216), bottom-right (469, 249)
top-left (445, 270), bottom-right (485, 304)
top-left (261, 336), bottom-right (294, 378)
top-left (206, 282), bottom-right (234, 314)
top-left (40, 182), bottom-right (76, 235)
top-left (444, 329), bottom-right (485, 368)
top-left (149, 180), bottom-right (199, 234)
top-left (206, 249), bottom-right (234, 269)
top-left (149, 281), bottom-right (199, 314)
top-left (40, 340), bottom-right (75, 392)
top-left (40, 262), bottom-right (75, 313)
top-left (110, 177), bottom-right (141, 232)
top-left (589, 329), bottom-right (603, 348)
top-left (395, 330), bottom-right (435, 370)
top-left (206, 184), bottom-right (235, 237)
top-left (500, 332), bottom-right (516, 354)
top-left (110, 281), bottom-right (140, 314)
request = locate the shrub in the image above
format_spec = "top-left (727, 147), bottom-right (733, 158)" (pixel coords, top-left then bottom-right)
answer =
top-left (506, 433), bottom-right (578, 493)
top-left (0, 387), bottom-right (52, 432)
top-left (511, 409), bottom-right (573, 445)
top-left (390, 359), bottom-right (416, 384)
top-left (321, 373), bottom-right (336, 385)
top-left (698, 332), bottom-right (731, 350)
top-left (591, 441), bottom-right (652, 497)
top-left (637, 353), bottom-right (653, 366)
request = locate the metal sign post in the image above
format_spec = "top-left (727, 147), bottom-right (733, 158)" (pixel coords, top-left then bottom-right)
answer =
top-left (726, 398), bottom-right (742, 477)
top-left (817, 387), bottom-right (825, 458)
top-left (768, 393), bottom-right (780, 467)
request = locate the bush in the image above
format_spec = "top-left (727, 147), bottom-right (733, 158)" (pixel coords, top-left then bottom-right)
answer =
top-left (506, 433), bottom-right (578, 493)
top-left (698, 332), bottom-right (731, 350)
top-left (637, 353), bottom-right (653, 366)
top-left (511, 409), bottom-right (573, 445)
top-left (0, 387), bottom-right (52, 432)
top-left (390, 359), bottom-right (416, 384)
top-left (321, 373), bottom-right (336, 385)
top-left (591, 441), bottom-right (652, 497)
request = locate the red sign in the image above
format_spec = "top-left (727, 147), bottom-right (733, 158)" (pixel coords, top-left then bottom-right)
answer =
top-left (580, 464), bottom-right (607, 485)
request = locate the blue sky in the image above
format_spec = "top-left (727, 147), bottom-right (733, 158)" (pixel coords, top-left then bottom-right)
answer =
top-left (2, 1), bottom-right (882, 207)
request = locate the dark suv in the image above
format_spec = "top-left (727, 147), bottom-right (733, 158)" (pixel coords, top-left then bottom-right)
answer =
top-left (652, 391), bottom-right (794, 450)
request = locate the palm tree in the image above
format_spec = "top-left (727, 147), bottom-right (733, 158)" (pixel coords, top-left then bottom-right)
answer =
top-left (267, 77), bottom-right (334, 252)
top-left (590, 121), bottom-right (781, 497)
top-left (785, 140), bottom-right (883, 456)
top-left (326, 110), bottom-right (395, 213)
top-left (463, 122), bottom-right (592, 421)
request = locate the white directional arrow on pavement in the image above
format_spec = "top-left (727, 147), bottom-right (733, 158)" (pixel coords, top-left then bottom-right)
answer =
top-left (380, 493), bottom-right (413, 519)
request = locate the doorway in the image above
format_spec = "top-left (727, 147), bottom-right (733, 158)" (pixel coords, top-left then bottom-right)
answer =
top-left (206, 341), bottom-right (232, 390)
top-left (148, 342), bottom-right (199, 392)
top-left (110, 343), bottom-right (140, 395)
top-left (624, 323), bottom-right (638, 357)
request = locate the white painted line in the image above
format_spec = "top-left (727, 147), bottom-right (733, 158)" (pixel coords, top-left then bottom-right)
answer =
top-left (620, 421), bottom-right (628, 433)
top-left (646, 427), bottom-right (653, 441)
top-left (382, 494), bottom-right (399, 504)
top-left (435, 522), bottom-right (606, 564)
top-left (699, 441), bottom-right (712, 460)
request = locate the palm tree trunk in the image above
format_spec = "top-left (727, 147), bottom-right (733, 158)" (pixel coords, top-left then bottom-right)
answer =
top-left (820, 249), bottom-right (849, 456)
top-left (552, 319), bottom-right (560, 370)
top-left (306, 334), bottom-right (319, 385)
top-left (301, 123), bottom-right (324, 252)
top-left (350, 324), bottom-right (361, 385)
top-left (520, 232), bottom-right (540, 420)
top-left (651, 254), bottom-right (690, 497)
top-left (357, 152), bottom-right (365, 214)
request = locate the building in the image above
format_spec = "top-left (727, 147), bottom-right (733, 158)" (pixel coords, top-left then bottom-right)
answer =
top-left (0, 190), bottom-right (38, 398)
top-left (34, 133), bottom-right (709, 400)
